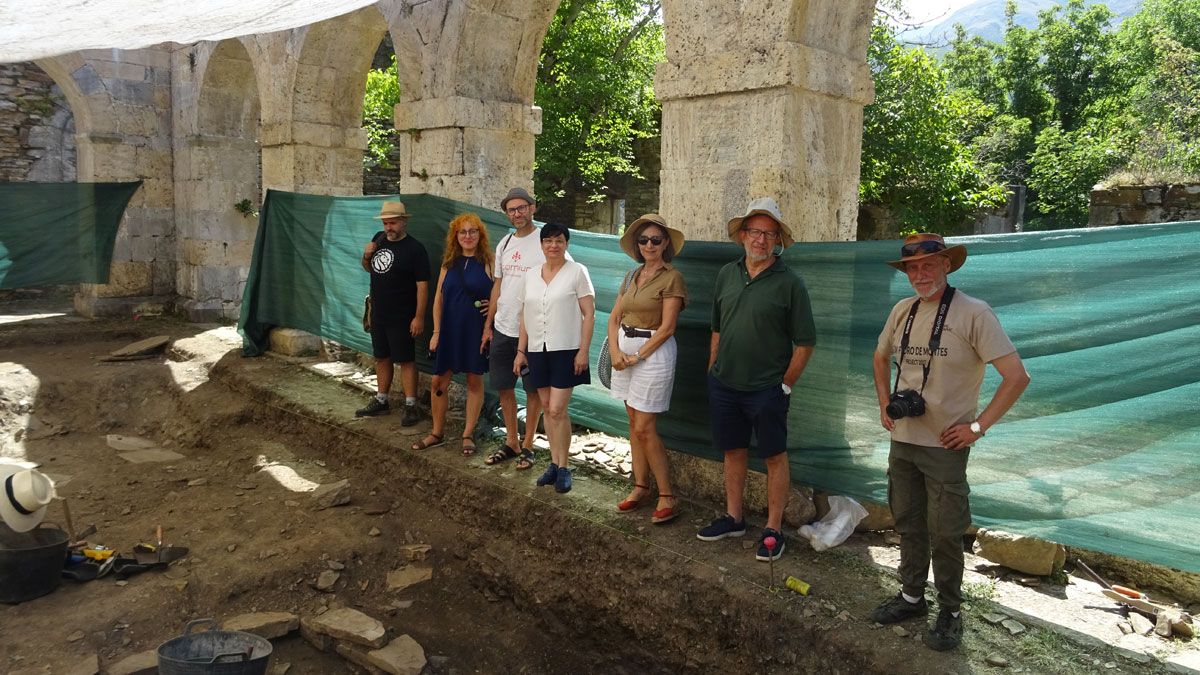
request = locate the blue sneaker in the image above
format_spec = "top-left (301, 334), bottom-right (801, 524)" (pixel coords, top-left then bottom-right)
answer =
top-left (756, 528), bottom-right (785, 561)
top-left (554, 467), bottom-right (573, 493)
top-left (696, 514), bottom-right (747, 541)
top-left (536, 463), bottom-right (559, 487)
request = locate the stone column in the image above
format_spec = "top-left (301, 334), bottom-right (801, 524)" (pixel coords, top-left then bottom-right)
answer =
top-left (392, 97), bottom-right (542, 204)
top-left (655, 42), bottom-right (873, 243)
top-left (261, 122), bottom-right (369, 196)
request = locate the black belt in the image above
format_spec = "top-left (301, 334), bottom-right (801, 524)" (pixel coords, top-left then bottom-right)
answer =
top-left (621, 325), bottom-right (652, 338)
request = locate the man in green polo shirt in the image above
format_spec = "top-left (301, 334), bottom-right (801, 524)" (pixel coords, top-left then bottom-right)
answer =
top-left (697, 197), bottom-right (817, 562)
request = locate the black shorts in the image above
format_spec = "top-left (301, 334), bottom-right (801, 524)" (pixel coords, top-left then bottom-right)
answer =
top-left (488, 331), bottom-right (534, 392)
top-left (707, 373), bottom-right (790, 458)
top-left (370, 320), bottom-right (416, 362)
top-left (526, 348), bottom-right (591, 390)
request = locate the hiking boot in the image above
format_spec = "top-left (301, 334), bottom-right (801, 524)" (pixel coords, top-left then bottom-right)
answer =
top-left (869, 592), bottom-right (929, 624)
top-left (696, 514), bottom-right (747, 541)
top-left (401, 404), bottom-right (421, 427)
top-left (923, 608), bottom-right (963, 651)
top-left (755, 527), bottom-right (786, 562)
top-left (355, 397), bottom-right (390, 417)
top-left (536, 463), bottom-right (559, 487)
top-left (554, 467), bottom-right (573, 493)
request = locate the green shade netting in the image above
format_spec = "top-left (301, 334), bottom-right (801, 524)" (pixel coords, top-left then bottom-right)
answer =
top-left (0, 182), bottom-right (141, 289)
top-left (240, 190), bottom-right (1200, 572)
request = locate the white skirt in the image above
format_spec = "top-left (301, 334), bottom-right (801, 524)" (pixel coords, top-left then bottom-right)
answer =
top-left (610, 332), bottom-right (677, 414)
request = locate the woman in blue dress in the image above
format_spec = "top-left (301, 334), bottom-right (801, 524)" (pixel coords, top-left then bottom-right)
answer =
top-left (412, 213), bottom-right (494, 454)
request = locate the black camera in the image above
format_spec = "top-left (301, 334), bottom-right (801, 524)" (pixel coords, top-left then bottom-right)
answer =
top-left (886, 389), bottom-right (926, 419)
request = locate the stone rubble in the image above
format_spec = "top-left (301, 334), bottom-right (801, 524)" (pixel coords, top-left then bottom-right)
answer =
top-left (222, 611), bottom-right (299, 639)
top-left (304, 607), bottom-right (387, 648)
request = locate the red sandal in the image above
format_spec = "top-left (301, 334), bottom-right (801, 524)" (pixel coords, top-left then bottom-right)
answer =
top-left (651, 495), bottom-right (678, 524)
top-left (617, 484), bottom-right (651, 512)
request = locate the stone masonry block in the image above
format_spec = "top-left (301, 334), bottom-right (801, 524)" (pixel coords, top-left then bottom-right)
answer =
top-left (292, 121), bottom-right (334, 147)
top-left (96, 261), bottom-right (153, 297)
top-left (269, 328), bottom-right (321, 357)
top-left (223, 611), bottom-right (299, 639)
top-left (407, 128), bottom-right (463, 177)
top-left (305, 607), bottom-right (387, 648)
top-left (975, 528), bottom-right (1066, 576)
top-left (105, 649), bottom-right (157, 675)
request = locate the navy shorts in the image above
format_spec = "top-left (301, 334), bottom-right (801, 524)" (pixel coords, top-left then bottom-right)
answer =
top-left (488, 331), bottom-right (534, 392)
top-left (526, 348), bottom-right (591, 390)
top-left (707, 373), bottom-right (790, 458)
top-left (370, 320), bottom-right (416, 362)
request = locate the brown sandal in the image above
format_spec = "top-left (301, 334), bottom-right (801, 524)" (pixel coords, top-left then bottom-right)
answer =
top-left (515, 448), bottom-right (535, 470)
top-left (411, 434), bottom-right (444, 450)
top-left (461, 437), bottom-right (477, 456)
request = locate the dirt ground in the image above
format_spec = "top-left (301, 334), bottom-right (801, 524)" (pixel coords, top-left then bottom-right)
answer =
top-left (0, 304), bottom-right (1196, 674)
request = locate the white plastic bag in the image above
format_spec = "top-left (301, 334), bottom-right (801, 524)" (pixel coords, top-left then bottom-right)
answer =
top-left (798, 495), bottom-right (869, 551)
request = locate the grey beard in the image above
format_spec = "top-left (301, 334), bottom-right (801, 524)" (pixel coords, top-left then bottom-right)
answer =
top-left (747, 251), bottom-right (772, 263)
top-left (917, 281), bottom-right (946, 300)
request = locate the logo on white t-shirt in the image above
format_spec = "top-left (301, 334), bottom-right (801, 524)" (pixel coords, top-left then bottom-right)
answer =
top-left (371, 248), bottom-right (394, 274)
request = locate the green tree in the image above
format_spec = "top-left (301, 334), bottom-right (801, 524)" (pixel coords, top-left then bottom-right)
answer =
top-left (362, 55), bottom-right (400, 169)
top-left (1026, 121), bottom-right (1124, 228)
top-left (535, 0), bottom-right (664, 207)
top-left (1035, 0), bottom-right (1118, 132)
top-left (860, 23), bottom-right (1007, 233)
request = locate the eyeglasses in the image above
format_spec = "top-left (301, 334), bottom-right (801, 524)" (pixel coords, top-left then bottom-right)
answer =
top-left (458, 229), bottom-right (480, 236)
top-left (505, 204), bottom-right (530, 216)
top-left (900, 240), bottom-right (946, 257)
top-left (637, 235), bottom-right (665, 246)
top-left (743, 228), bottom-right (780, 241)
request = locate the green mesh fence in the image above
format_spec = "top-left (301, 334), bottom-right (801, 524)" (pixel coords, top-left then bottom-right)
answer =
top-left (0, 182), bottom-right (141, 289)
top-left (240, 190), bottom-right (1200, 572)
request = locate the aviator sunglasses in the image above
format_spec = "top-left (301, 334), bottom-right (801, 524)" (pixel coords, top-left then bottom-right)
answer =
top-left (900, 240), bottom-right (946, 257)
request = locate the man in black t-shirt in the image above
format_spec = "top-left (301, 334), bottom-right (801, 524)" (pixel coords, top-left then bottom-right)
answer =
top-left (356, 201), bottom-right (431, 424)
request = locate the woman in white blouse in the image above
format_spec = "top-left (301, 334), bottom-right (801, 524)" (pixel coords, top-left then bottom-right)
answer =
top-left (513, 223), bottom-right (595, 493)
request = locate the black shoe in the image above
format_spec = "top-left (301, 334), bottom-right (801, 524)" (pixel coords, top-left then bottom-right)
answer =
top-left (923, 608), bottom-right (963, 651)
top-left (356, 397), bottom-right (390, 417)
top-left (755, 528), bottom-right (786, 561)
top-left (401, 404), bottom-right (421, 427)
top-left (696, 514), bottom-right (747, 541)
top-left (869, 592), bottom-right (928, 624)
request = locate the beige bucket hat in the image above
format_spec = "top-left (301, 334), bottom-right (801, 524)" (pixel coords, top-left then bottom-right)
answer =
top-left (726, 197), bottom-right (795, 248)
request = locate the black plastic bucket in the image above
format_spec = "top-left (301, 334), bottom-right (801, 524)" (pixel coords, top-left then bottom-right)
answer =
top-left (157, 619), bottom-right (272, 675)
top-left (0, 522), bottom-right (68, 604)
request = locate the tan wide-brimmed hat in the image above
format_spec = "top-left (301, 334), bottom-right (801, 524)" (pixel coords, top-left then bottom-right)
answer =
top-left (376, 201), bottom-right (409, 220)
top-left (1, 464), bottom-right (56, 533)
top-left (726, 196), bottom-right (795, 248)
top-left (885, 232), bottom-right (967, 272)
top-left (620, 214), bottom-right (685, 260)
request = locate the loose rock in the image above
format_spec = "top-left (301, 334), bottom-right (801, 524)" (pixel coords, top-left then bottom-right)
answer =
top-left (186, 478), bottom-right (208, 487)
top-left (311, 479), bottom-right (351, 510)
top-left (315, 570), bottom-right (340, 592)
top-left (66, 630), bottom-right (85, 642)
top-left (368, 527), bottom-right (382, 537)
top-left (367, 635), bottom-right (427, 675)
top-left (223, 612), bottom-right (299, 639)
top-left (386, 566), bottom-right (433, 592)
top-left (399, 544), bottom-right (431, 562)
top-left (891, 625), bottom-right (910, 637)
top-left (986, 655), bottom-right (1009, 667)
top-left (982, 612), bottom-right (1008, 625)
top-left (974, 528), bottom-right (1066, 576)
top-left (1129, 612), bottom-right (1155, 635)
top-left (1001, 619), bottom-right (1026, 636)
top-left (305, 607), bottom-right (387, 648)
top-left (105, 649), bottom-right (157, 675)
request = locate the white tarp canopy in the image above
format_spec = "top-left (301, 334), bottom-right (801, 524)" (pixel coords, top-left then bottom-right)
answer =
top-left (0, 0), bottom-right (381, 63)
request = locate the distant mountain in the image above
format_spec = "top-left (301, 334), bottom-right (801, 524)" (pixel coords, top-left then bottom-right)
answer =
top-left (901, 0), bottom-right (1144, 47)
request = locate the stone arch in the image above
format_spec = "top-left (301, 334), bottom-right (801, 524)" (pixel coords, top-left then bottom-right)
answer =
top-left (283, 5), bottom-right (389, 196)
top-left (177, 38), bottom-right (263, 320)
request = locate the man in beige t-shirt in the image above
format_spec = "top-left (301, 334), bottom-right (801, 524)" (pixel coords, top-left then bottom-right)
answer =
top-left (868, 233), bottom-right (1030, 652)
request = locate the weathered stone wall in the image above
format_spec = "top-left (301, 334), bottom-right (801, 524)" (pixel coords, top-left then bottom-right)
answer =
top-left (0, 62), bottom-right (75, 182)
top-left (1089, 183), bottom-right (1200, 227)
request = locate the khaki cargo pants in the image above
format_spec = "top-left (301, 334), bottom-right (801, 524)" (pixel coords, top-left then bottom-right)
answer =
top-left (888, 440), bottom-right (972, 612)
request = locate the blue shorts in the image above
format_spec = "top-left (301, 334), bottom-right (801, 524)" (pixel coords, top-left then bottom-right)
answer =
top-left (707, 373), bottom-right (790, 458)
top-left (526, 348), bottom-right (590, 390)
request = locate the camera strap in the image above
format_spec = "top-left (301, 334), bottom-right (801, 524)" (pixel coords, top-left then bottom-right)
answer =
top-left (893, 286), bottom-right (956, 395)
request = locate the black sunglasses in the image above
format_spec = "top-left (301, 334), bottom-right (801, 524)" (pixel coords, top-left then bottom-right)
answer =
top-left (901, 240), bottom-right (946, 257)
top-left (637, 235), bottom-right (665, 246)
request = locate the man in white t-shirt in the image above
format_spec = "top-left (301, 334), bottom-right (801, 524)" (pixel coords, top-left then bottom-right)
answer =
top-left (869, 232), bottom-right (1030, 652)
top-left (480, 187), bottom-right (546, 469)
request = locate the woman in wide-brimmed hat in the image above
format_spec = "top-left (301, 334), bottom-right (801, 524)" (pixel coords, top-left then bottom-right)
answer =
top-left (606, 214), bottom-right (688, 524)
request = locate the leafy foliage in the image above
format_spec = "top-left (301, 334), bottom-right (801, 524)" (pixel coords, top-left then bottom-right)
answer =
top-left (363, 55), bottom-right (400, 169)
top-left (860, 22), bottom-right (1007, 233)
top-left (534, 0), bottom-right (664, 205)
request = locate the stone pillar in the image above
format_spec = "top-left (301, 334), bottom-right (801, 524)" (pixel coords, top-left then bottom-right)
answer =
top-left (261, 121), bottom-right (369, 197)
top-left (59, 49), bottom-right (176, 317)
top-left (655, 43), bottom-right (873, 244)
top-left (392, 97), bottom-right (542, 204)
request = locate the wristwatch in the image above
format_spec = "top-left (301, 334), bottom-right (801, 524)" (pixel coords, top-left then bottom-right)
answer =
top-left (970, 420), bottom-right (984, 436)
top-left (781, 383), bottom-right (792, 395)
